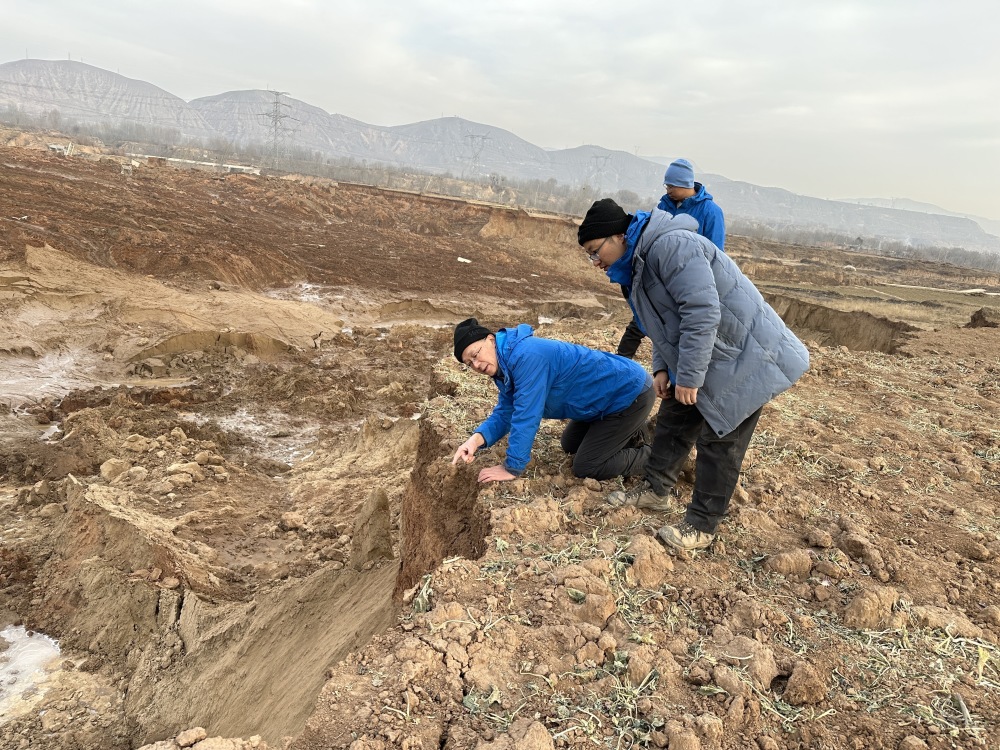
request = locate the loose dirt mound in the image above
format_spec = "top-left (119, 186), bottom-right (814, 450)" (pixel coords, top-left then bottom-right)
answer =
top-left (966, 306), bottom-right (1000, 328)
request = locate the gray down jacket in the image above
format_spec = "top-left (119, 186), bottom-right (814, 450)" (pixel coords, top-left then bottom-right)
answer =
top-left (629, 210), bottom-right (809, 437)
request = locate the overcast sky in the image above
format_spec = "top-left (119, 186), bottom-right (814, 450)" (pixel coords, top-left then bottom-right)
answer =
top-left (4, 0), bottom-right (998, 218)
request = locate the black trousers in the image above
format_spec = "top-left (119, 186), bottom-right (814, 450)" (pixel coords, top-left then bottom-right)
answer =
top-left (560, 385), bottom-right (655, 480)
top-left (616, 318), bottom-right (646, 359)
top-left (645, 397), bottom-right (762, 534)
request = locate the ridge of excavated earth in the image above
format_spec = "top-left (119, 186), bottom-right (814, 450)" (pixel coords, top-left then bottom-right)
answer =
top-left (1, 141), bottom-right (999, 750)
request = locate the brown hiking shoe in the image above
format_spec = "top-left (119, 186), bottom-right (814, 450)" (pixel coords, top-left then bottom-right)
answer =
top-left (657, 521), bottom-right (715, 551)
top-left (607, 480), bottom-right (672, 512)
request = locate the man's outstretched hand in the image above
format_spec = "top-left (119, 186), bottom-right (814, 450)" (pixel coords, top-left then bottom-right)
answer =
top-left (478, 465), bottom-right (516, 483)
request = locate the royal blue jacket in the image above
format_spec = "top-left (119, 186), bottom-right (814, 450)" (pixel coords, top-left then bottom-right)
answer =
top-left (657, 182), bottom-right (726, 251)
top-left (475, 325), bottom-right (651, 475)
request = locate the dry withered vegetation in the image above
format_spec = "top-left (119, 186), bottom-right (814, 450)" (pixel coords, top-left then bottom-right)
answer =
top-left (0, 140), bottom-right (999, 750)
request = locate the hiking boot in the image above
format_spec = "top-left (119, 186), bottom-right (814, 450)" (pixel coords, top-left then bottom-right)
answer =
top-left (657, 521), bottom-right (715, 551)
top-left (607, 479), bottom-right (672, 512)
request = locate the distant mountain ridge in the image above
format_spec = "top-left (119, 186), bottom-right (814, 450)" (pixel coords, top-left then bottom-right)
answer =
top-left (2, 58), bottom-right (998, 254)
top-left (839, 197), bottom-right (1000, 240)
top-left (0, 58), bottom-right (215, 139)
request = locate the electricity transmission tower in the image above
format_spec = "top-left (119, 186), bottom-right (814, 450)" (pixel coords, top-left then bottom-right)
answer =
top-left (463, 133), bottom-right (490, 180)
top-left (260, 91), bottom-right (297, 169)
top-left (589, 154), bottom-right (612, 193)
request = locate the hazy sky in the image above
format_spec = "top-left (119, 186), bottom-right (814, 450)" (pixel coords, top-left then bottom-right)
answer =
top-left (3, 0), bottom-right (999, 218)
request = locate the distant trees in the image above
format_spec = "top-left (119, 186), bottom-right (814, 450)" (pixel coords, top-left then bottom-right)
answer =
top-left (0, 104), bottom-right (31, 128)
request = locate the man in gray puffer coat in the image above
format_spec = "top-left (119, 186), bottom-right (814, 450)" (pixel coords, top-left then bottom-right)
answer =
top-left (578, 199), bottom-right (810, 551)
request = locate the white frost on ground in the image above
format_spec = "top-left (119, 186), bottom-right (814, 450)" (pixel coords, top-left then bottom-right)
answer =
top-left (0, 350), bottom-right (102, 409)
top-left (0, 626), bottom-right (61, 718)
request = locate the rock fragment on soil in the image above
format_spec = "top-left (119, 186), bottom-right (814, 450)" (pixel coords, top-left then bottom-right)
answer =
top-left (176, 727), bottom-right (207, 747)
top-left (843, 586), bottom-right (900, 630)
top-left (909, 605), bottom-right (984, 638)
top-left (965, 306), bottom-right (999, 328)
top-left (763, 549), bottom-right (813, 580)
top-left (782, 660), bottom-right (827, 705)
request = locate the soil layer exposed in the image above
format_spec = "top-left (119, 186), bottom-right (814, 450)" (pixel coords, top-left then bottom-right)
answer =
top-left (1, 144), bottom-right (999, 750)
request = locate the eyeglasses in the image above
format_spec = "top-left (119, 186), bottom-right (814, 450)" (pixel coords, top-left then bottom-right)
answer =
top-left (463, 343), bottom-right (486, 369)
top-left (586, 236), bottom-right (612, 263)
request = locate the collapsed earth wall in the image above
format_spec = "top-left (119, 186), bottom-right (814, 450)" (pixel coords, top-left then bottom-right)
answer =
top-left (765, 293), bottom-right (919, 353)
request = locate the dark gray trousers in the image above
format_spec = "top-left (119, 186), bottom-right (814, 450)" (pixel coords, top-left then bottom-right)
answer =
top-left (645, 397), bottom-right (762, 534)
top-left (560, 385), bottom-right (655, 480)
top-left (616, 318), bottom-right (646, 359)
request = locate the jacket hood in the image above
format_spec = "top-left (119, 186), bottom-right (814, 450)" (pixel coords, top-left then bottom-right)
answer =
top-left (499, 323), bottom-right (534, 349)
top-left (689, 183), bottom-right (715, 204)
top-left (641, 210), bottom-right (699, 245)
top-left (494, 323), bottom-right (534, 382)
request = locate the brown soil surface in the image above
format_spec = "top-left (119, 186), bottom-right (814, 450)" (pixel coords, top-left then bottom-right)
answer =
top-left (1, 142), bottom-right (998, 750)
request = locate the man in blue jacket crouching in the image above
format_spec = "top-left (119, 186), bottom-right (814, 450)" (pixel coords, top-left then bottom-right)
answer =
top-left (451, 318), bottom-right (654, 482)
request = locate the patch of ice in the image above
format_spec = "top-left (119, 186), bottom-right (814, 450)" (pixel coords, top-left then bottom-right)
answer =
top-left (40, 424), bottom-right (62, 441)
top-left (0, 350), bottom-right (102, 407)
top-left (181, 408), bottom-right (321, 465)
top-left (264, 282), bottom-right (329, 304)
top-left (0, 626), bottom-right (60, 717)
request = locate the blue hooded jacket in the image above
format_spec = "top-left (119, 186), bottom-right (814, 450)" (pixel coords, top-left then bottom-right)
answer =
top-left (657, 183), bottom-right (726, 251)
top-left (475, 325), bottom-right (651, 475)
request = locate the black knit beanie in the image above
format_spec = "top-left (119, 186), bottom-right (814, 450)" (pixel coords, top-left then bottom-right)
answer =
top-left (578, 198), bottom-right (632, 245)
top-left (454, 317), bottom-right (491, 362)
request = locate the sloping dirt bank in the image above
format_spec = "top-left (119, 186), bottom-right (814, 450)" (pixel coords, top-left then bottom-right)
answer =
top-left (765, 293), bottom-right (919, 353)
top-left (0, 150), bottom-right (593, 300)
top-left (394, 414), bottom-right (489, 601)
top-left (1, 400), bottom-right (420, 746)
